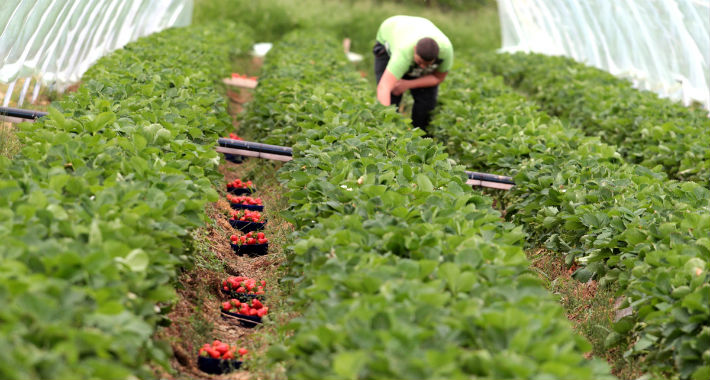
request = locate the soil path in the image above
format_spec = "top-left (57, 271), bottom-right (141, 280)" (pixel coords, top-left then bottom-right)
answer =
top-left (155, 57), bottom-right (293, 380)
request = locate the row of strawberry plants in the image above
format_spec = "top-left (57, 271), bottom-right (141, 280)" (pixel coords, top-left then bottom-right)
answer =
top-left (430, 61), bottom-right (710, 379)
top-left (241, 30), bottom-right (613, 379)
top-left (472, 51), bottom-right (710, 185)
top-left (0, 22), bottom-right (253, 378)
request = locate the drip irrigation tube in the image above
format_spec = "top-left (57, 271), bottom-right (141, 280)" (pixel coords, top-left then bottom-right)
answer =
top-left (0, 106), bottom-right (48, 120)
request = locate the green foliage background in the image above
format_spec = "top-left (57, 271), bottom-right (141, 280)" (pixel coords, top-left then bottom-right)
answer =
top-left (193, 0), bottom-right (502, 60)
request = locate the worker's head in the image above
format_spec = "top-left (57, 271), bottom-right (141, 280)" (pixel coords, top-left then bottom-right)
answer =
top-left (414, 37), bottom-right (439, 68)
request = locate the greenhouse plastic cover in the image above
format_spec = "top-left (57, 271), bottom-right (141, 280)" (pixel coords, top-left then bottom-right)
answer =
top-left (0, 0), bottom-right (193, 90)
top-left (497, 0), bottom-right (710, 111)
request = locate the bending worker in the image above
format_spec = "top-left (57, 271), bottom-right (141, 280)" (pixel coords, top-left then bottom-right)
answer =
top-left (373, 15), bottom-right (454, 132)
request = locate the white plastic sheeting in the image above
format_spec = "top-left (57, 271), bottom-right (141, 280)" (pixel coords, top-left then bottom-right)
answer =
top-left (497, 0), bottom-right (710, 111)
top-left (0, 0), bottom-right (193, 106)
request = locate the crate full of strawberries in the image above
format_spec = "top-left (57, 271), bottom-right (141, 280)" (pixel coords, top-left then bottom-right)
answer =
top-left (230, 232), bottom-right (269, 256)
top-left (197, 340), bottom-right (248, 374)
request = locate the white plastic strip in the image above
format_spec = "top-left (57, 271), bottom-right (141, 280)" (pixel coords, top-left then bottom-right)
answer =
top-left (17, 76), bottom-right (31, 106)
top-left (2, 79), bottom-right (17, 107)
top-left (497, 0), bottom-right (710, 111)
top-left (30, 76), bottom-right (41, 104)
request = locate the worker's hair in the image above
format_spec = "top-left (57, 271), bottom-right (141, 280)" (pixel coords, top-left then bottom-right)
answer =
top-left (415, 37), bottom-right (439, 62)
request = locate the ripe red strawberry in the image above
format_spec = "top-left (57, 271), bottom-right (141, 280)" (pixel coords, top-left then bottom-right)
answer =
top-left (228, 277), bottom-right (239, 288)
top-left (257, 232), bottom-right (265, 239)
top-left (238, 348), bottom-right (248, 356)
top-left (230, 234), bottom-right (238, 242)
top-left (257, 238), bottom-right (268, 244)
top-left (207, 348), bottom-right (220, 359)
top-left (221, 301), bottom-right (232, 311)
top-left (215, 343), bottom-right (230, 354)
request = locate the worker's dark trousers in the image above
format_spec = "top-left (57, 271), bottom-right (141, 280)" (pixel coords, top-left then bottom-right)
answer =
top-left (373, 42), bottom-right (438, 131)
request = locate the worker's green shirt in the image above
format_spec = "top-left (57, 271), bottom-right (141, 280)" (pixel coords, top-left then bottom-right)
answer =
top-left (376, 15), bottom-right (454, 79)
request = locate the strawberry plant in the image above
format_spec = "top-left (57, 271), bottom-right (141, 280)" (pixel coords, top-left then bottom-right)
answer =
top-left (0, 21), bottom-right (254, 378)
top-left (241, 30), bottom-right (614, 380)
top-left (431, 59), bottom-right (710, 379)
top-left (473, 51), bottom-right (710, 185)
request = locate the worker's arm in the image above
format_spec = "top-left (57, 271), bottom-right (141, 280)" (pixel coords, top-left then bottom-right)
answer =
top-left (392, 71), bottom-right (448, 95)
top-left (377, 69), bottom-right (398, 106)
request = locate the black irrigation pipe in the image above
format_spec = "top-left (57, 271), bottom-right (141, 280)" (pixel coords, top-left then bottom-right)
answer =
top-left (465, 171), bottom-right (515, 185)
top-left (0, 106), bottom-right (48, 120)
top-left (218, 138), bottom-right (515, 186)
top-left (218, 138), bottom-right (293, 156)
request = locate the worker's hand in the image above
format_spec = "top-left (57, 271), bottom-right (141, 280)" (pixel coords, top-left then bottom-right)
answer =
top-left (377, 70), bottom-right (397, 106)
top-left (392, 80), bottom-right (407, 96)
